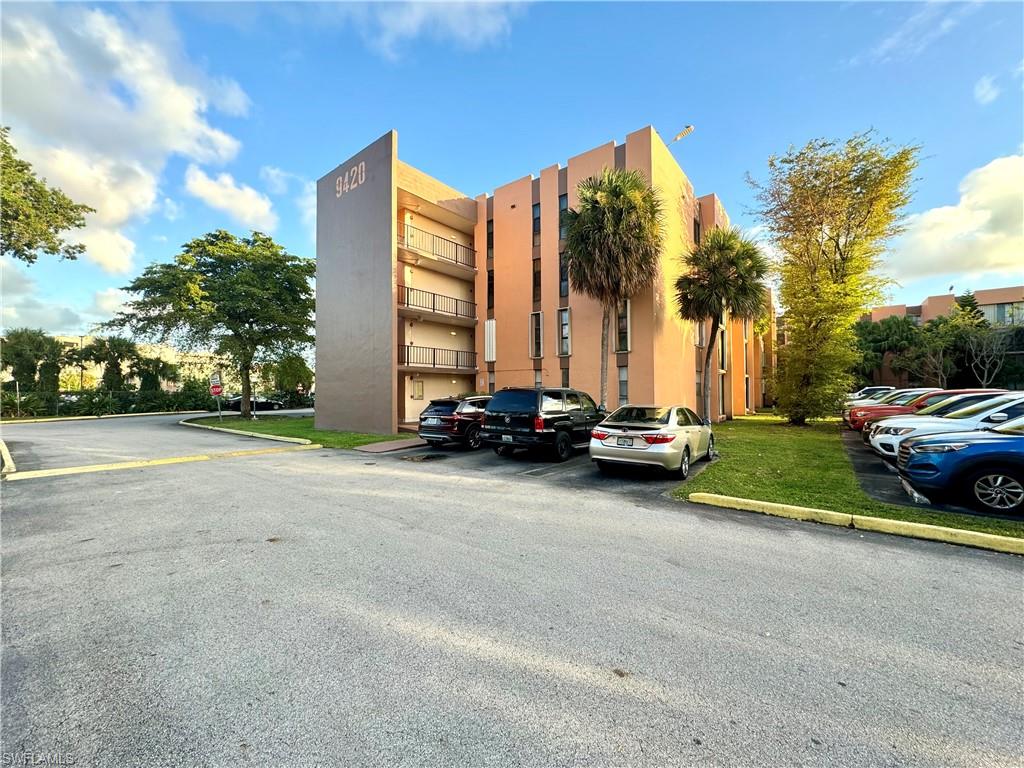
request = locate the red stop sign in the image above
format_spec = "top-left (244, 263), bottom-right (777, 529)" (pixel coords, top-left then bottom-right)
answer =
top-left (210, 384), bottom-right (223, 396)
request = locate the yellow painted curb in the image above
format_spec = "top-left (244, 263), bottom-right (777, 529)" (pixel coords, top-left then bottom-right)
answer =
top-left (687, 493), bottom-right (1023, 556)
top-left (178, 418), bottom-right (313, 444)
top-left (2, 410), bottom-right (207, 426)
top-left (5, 444), bottom-right (321, 482)
top-left (0, 438), bottom-right (16, 476)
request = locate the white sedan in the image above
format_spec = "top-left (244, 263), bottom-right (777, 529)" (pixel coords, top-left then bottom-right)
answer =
top-left (869, 393), bottom-right (1024, 457)
top-left (589, 405), bottom-right (713, 478)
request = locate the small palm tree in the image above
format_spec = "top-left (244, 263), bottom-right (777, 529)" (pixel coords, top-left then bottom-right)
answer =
top-left (563, 168), bottom-right (663, 408)
top-left (675, 227), bottom-right (769, 422)
top-left (82, 336), bottom-right (139, 391)
top-left (130, 356), bottom-right (180, 392)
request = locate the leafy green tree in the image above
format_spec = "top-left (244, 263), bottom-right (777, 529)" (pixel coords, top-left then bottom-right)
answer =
top-left (955, 292), bottom-right (987, 326)
top-left (82, 337), bottom-right (140, 391)
top-left (105, 230), bottom-right (315, 419)
top-left (563, 168), bottom-right (663, 408)
top-left (0, 127), bottom-right (94, 265)
top-left (1, 327), bottom-right (53, 385)
top-left (853, 319), bottom-right (884, 385)
top-left (675, 227), bottom-right (770, 422)
top-left (273, 353), bottom-right (313, 392)
top-left (130, 356), bottom-right (180, 392)
top-left (751, 132), bottom-right (918, 424)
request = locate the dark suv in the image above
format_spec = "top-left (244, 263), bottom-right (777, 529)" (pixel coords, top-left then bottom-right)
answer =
top-left (418, 395), bottom-right (492, 449)
top-left (481, 387), bottom-right (604, 462)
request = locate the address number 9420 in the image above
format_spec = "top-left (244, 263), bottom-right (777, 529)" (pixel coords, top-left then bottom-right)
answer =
top-left (336, 161), bottom-right (367, 198)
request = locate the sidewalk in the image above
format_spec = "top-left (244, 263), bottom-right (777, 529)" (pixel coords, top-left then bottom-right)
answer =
top-left (353, 437), bottom-right (426, 453)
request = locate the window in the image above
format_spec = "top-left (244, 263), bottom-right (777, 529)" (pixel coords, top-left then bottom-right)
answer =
top-left (532, 259), bottom-right (541, 302)
top-left (484, 319), bottom-right (496, 362)
top-left (486, 219), bottom-right (493, 259)
top-left (684, 407), bottom-right (702, 425)
top-left (618, 365), bottom-right (628, 406)
top-left (676, 408), bottom-right (693, 427)
top-left (558, 194), bottom-right (568, 240)
top-left (616, 299), bottom-right (630, 352)
top-left (565, 392), bottom-right (581, 412)
top-left (745, 376), bottom-right (750, 411)
top-left (532, 203), bottom-right (541, 246)
top-left (487, 269), bottom-right (494, 309)
top-left (541, 390), bottom-right (563, 411)
top-left (718, 372), bottom-right (726, 415)
top-left (696, 320), bottom-right (706, 348)
top-left (561, 368), bottom-right (569, 388)
top-left (580, 393), bottom-right (598, 415)
top-left (559, 251), bottom-right (569, 297)
top-left (412, 379), bottom-right (424, 400)
top-left (535, 370), bottom-right (544, 388)
top-left (557, 308), bottom-right (571, 356)
top-left (487, 372), bottom-right (495, 394)
top-left (693, 217), bottom-right (701, 245)
top-left (743, 318), bottom-right (750, 341)
top-left (718, 327), bottom-right (728, 370)
top-left (529, 312), bottom-right (543, 358)
top-left (695, 370), bottom-right (703, 417)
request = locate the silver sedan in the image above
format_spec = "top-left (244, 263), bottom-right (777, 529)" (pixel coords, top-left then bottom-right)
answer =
top-left (589, 404), bottom-right (714, 478)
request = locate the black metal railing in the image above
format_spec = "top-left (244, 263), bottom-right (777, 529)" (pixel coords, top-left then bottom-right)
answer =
top-left (398, 345), bottom-right (477, 370)
top-left (397, 285), bottom-right (476, 319)
top-left (398, 221), bottom-right (476, 269)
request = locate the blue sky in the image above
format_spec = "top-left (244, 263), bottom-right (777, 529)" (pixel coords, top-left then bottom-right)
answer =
top-left (3, 1), bottom-right (1022, 334)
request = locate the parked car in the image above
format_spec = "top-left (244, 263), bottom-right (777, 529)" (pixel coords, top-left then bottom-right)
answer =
top-left (862, 391), bottom-right (1012, 447)
top-left (224, 395), bottom-right (285, 411)
top-left (847, 386), bottom-right (894, 400)
top-left (589, 404), bottom-right (713, 478)
top-left (843, 387), bottom-right (934, 411)
top-left (418, 395), bottom-right (491, 449)
top-left (867, 393), bottom-right (1024, 458)
top-left (898, 414), bottom-right (1024, 514)
top-left (843, 388), bottom-right (938, 425)
top-left (480, 387), bottom-right (603, 462)
top-left (847, 388), bottom-right (1005, 431)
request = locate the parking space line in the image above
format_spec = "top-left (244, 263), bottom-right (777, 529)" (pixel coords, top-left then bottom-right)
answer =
top-left (5, 444), bottom-right (322, 482)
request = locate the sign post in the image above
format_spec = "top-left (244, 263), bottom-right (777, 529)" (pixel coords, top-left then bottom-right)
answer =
top-left (209, 372), bottom-right (223, 421)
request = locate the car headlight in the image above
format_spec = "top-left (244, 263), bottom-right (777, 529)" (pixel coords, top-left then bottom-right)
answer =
top-left (852, 410), bottom-right (867, 417)
top-left (911, 443), bottom-right (969, 453)
top-left (891, 427), bottom-right (916, 435)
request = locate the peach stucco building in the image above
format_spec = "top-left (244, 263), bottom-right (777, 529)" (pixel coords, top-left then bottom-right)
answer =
top-left (869, 286), bottom-right (1024, 326)
top-left (315, 127), bottom-right (775, 434)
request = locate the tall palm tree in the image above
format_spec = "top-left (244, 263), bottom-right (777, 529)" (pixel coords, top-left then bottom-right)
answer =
top-left (675, 227), bottom-right (769, 423)
top-left (82, 336), bottom-right (139, 391)
top-left (563, 168), bottom-right (663, 408)
top-left (130, 356), bottom-right (180, 392)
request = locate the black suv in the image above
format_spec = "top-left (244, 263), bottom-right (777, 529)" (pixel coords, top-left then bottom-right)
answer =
top-left (418, 395), bottom-right (491, 449)
top-left (481, 387), bottom-right (604, 462)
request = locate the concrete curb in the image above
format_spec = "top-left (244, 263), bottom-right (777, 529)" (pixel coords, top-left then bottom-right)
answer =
top-left (0, 438), bottom-right (16, 476)
top-left (2, 410), bottom-right (208, 425)
top-left (179, 417), bottom-right (314, 445)
top-left (688, 493), bottom-right (1024, 556)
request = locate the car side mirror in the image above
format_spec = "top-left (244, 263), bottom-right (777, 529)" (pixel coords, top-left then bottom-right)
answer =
top-left (988, 412), bottom-right (1008, 423)
top-left (702, 417), bottom-right (711, 427)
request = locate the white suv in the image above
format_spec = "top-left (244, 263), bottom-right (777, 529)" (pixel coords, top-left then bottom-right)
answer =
top-left (868, 393), bottom-right (1024, 458)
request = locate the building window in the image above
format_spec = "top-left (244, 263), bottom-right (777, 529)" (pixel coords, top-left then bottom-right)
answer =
top-left (559, 251), bottom-right (569, 297)
top-left (558, 194), bottom-right (568, 240)
top-left (532, 259), bottom-right (542, 302)
top-left (695, 369), bottom-right (703, 417)
top-left (488, 371), bottom-right (495, 394)
top-left (696, 320), bottom-right (706, 348)
top-left (532, 202), bottom-right (541, 247)
top-left (718, 326), bottom-right (728, 370)
top-left (529, 312), bottom-right (543, 358)
top-left (487, 269), bottom-right (494, 309)
top-left (412, 379), bottom-right (424, 400)
top-left (718, 372), bottom-right (726, 416)
top-left (743, 318), bottom-right (750, 341)
top-left (557, 308), bottom-right (571, 356)
top-left (745, 376), bottom-right (751, 411)
top-left (561, 368), bottom-right (569, 388)
top-left (534, 369), bottom-right (543, 388)
top-left (486, 219), bottom-right (494, 259)
top-left (616, 299), bottom-right (630, 352)
top-left (693, 217), bottom-right (701, 245)
top-left (618, 366), bottom-right (629, 406)
top-left (484, 319), bottom-right (496, 362)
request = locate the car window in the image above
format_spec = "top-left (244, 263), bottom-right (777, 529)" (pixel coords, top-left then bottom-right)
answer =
top-left (946, 395), bottom-right (1020, 419)
top-left (608, 406), bottom-right (672, 424)
top-left (918, 393), bottom-right (953, 407)
top-left (982, 401), bottom-right (1024, 423)
top-left (541, 391), bottom-right (564, 412)
top-left (676, 409), bottom-right (692, 427)
top-left (684, 408), bottom-right (701, 424)
top-left (565, 393), bottom-right (581, 412)
top-left (580, 393), bottom-right (598, 415)
top-left (917, 394), bottom-right (984, 416)
top-left (424, 400), bottom-right (458, 415)
top-left (892, 391), bottom-right (929, 405)
top-left (456, 401), bottom-right (478, 414)
top-left (487, 390), bottom-right (537, 412)
top-left (993, 415), bottom-right (1024, 436)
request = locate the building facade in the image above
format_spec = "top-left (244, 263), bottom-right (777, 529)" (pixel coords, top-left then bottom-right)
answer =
top-left (316, 127), bottom-right (774, 434)
top-left (869, 286), bottom-right (1024, 326)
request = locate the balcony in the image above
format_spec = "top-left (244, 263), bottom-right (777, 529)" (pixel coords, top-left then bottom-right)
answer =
top-left (397, 285), bottom-right (477, 327)
top-left (397, 221), bottom-right (476, 275)
top-left (398, 345), bottom-right (477, 373)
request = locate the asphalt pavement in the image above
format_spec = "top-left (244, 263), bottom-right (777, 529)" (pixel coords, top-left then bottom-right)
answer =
top-left (2, 415), bottom-right (1022, 767)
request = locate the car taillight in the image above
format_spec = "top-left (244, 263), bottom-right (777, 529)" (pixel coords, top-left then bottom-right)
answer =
top-left (533, 415), bottom-right (544, 432)
top-left (591, 429), bottom-right (609, 440)
top-left (641, 433), bottom-right (675, 445)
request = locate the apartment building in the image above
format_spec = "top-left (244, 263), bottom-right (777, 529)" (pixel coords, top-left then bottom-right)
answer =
top-left (315, 127), bottom-right (774, 434)
top-left (869, 286), bottom-right (1024, 326)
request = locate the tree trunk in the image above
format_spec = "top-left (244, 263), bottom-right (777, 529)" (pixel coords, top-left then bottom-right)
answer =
top-left (600, 306), bottom-right (610, 410)
top-left (240, 364), bottom-right (253, 420)
top-left (702, 315), bottom-right (720, 424)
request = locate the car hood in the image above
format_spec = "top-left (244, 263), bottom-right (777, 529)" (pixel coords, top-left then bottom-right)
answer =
top-left (904, 429), bottom-right (1024, 448)
top-left (853, 404), bottom-right (912, 415)
top-left (884, 417), bottom-right (976, 433)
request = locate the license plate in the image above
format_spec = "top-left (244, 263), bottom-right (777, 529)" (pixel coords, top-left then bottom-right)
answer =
top-left (616, 437), bottom-right (633, 447)
top-left (502, 434), bottom-right (513, 443)
top-left (423, 417), bottom-right (440, 425)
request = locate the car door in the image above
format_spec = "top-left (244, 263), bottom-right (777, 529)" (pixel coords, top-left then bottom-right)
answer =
top-left (564, 392), bottom-right (587, 444)
top-left (979, 399), bottom-right (1024, 427)
top-left (684, 407), bottom-right (709, 456)
top-left (579, 393), bottom-right (602, 435)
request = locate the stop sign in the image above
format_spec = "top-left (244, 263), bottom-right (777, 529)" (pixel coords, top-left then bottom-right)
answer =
top-left (210, 384), bottom-right (223, 397)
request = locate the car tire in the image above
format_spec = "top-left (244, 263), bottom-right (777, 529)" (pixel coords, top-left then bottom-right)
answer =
top-left (464, 425), bottom-right (482, 450)
top-left (553, 431), bottom-right (573, 463)
top-left (703, 435), bottom-right (715, 461)
top-left (494, 445), bottom-right (514, 457)
top-left (675, 447), bottom-right (691, 480)
top-left (273, 403), bottom-right (281, 410)
top-left (965, 466), bottom-right (1024, 514)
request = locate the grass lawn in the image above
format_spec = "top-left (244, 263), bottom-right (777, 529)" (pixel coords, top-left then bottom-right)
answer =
top-left (677, 414), bottom-right (1024, 539)
top-left (191, 415), bottom-right (408, 449)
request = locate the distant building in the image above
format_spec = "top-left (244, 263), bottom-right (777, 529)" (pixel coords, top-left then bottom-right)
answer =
top-left (868, 286), bottom-right (1024, 326)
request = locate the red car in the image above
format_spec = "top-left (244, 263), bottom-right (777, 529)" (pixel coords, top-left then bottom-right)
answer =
top-left (848, 389), bottom-right (1005, 431)
top-left (418, 395), bottom-right (491, 449)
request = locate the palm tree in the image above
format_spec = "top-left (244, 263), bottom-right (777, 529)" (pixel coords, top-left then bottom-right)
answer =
top-left (82, 336), bottom-right (139, 391)
top-left (675, 227), bottom-right (769, 423)
top-left (563, 168), bottom-right (663, 408)
top-left (130, 356), bottom-right (180, 392)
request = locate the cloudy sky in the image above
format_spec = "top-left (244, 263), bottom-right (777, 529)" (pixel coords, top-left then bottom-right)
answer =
top-left (2, 1), bottom-right (1022, 334)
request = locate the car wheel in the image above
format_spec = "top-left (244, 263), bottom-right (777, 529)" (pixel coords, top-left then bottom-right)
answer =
top-left (273, 403), bottom-right (281, 410)
top-left (703, 435), bottom-right (715, 461)
top-left (494, 445), bottom-right (514, 457)
top-left (464, 425), bottom-right (482, 450)
top-left (675, 447), bottom-right (691, 480)
top-left (554, 431), bottom-right (573, 462)
top-left (967, 467), bottom-right (1024, 514)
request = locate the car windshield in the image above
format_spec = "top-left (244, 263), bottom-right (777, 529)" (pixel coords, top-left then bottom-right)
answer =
top-left (606, 406), bottom-right (672, 424)
top-left (917, 394), bottom-right (999, 416)
top-left (423, 400), bottom-right (458, 414)
top-left (487, 390), bottom-right (537, 412)
top-left (993, 415), bottom-right (1024, 436)
top-left (456, 398), bottom-right (489, 413)
top-left (890, 391), bottom-right (930, 405)
top-left (945, 395), bottom-right (1020, 419)
top-left (874, 390), bottom-right (911, 404)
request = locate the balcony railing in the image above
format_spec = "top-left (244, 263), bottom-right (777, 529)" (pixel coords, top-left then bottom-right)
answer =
top-left (397, 285), bottom-right (476, 320)
top-left (398, 221), bottom-right (476, 269)
top-left (398, 345), bottom-right (477, 370)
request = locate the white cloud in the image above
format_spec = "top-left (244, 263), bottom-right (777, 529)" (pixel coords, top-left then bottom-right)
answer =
top-left (0, 6), bottom-right (248, 273)
top-left (260, 167), bottom-right (316, 244)
top-left (299, 181), bottom-right (317, 244)
top-left (260, 166), bottom-right (294, 195)
top-left (90, 287), bottom-right (130, 317)
top-left (884, 154), bottom-right (1024, 282)
top-left (974, 75), bottom-right (1000, 105)
top-left (849, 2), bottom-right (979, 66)
top-left (0, 257), bottom-right (84, 334)
top-left (162, 198), bottom-right (182, 221)
top-left (185, 165), bottom-right (278, 232)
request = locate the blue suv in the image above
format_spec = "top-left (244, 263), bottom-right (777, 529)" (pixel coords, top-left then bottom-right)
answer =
top-left (897, 415), bottom-right (1024, 515)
